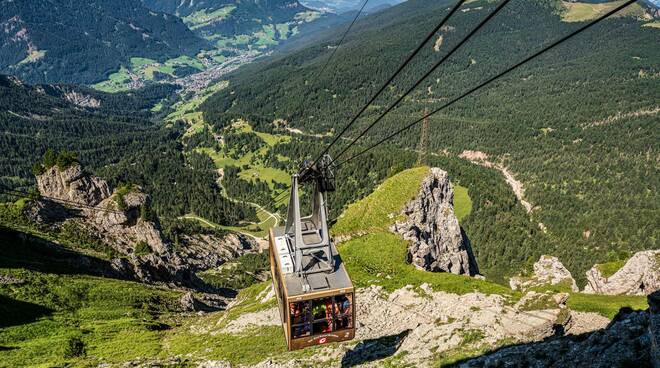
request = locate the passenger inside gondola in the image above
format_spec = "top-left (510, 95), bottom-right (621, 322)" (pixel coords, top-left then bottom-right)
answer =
top-left (335, 294), bottom-right (353, 330)
top-left (312, 298), bottom-right (334, 334)
top-left (290, 302), bottom-right (311, 338)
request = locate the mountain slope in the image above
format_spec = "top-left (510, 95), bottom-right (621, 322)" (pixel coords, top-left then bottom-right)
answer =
top-left (199, 0), bottom-right (659, 283)
top-left (141, 0), bottom-right (321, 49)
top-left (1, 167), bottom-right (650, 366)
top-left (0, 74), bottom-right (255, 227)
top-left (0, 0), bottom-right (208, 84)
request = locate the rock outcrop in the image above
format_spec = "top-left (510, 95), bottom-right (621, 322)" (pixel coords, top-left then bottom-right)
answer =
top-left (28, 163), bottom-right (257, 288)
top-left (392, 168), bottom-right (478, 276)
top-left (510, 255), bottom-right (579, 292)
top-left (584, 250), bottom-right (660, 296)
top-left (196, 283), bottom-right (597, 368)
top-left (457, 308), bottom-right (659, 368)
top-left (36, 164), bottom-right (110, 206)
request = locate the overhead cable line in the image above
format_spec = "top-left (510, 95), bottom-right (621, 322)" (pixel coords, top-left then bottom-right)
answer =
top-left (291, 0), bottom-right (371, 125)
top-left (305, 0), bottom-right (469, 171)
top-left (273, 0), bottom-right (469, 208)
top-left (332, 0), bottom-right (511, 162)
top-left (335, 0), bottom-right (638, 167)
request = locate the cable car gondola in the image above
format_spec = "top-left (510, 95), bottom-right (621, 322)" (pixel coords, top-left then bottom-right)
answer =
top-left (269, 155), bottom-right (355, 350)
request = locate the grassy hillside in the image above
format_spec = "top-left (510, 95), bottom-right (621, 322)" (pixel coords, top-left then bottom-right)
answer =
top-left (0, 166), bottom-right (648, 366)
top-left (333, 167), bottom-right (647, 316)
top-left (0, 228), bottom-right (183, 367)
top-left (334, 167), bottom-right (516, 297)
top-left (200, 0), bottom-right (659, 284)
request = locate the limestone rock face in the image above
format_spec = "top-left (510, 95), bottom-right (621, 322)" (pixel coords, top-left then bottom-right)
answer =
top-left (392, 168), bottom-right (478, 276)
top-left (30, 163), bottom-right (258, 288)
top-left (509, 255), bottom-right (579, 292)
top-left (584, 250), bottom-right (660, 296)
top-left (36, 164), bottom-right (110, 206)
top-left (91, 187), bottom-right (167, 255)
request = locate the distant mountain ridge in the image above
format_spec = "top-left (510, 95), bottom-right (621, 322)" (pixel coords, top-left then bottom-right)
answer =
top-left (0, 0), bottom-right (208, 84)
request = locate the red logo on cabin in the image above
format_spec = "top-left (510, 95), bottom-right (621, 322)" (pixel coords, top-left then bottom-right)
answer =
top-left (318, 337), bottom-right (327, 344)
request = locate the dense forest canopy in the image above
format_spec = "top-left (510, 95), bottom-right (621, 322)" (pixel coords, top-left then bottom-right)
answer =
top-left (0, 74), bottom-right (254, 226)
top-left (0, 0), bottom-right (208, 84)
top-left (199, 0), bottom-right (659, 282)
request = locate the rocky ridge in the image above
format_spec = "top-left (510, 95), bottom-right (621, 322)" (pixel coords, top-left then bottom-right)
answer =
top-left (27, 163), bottom-right (257, 288)
top-left (456, 291), bottom-right (660, 368)
top-left (392, 168), bottom-right (479, 276)
top-left (191, 283), bottom-right (616, 368)
top-left (584, 250), bottom-right (660, 296)
top-left (510, 253), bottom-right (660, 296)
top-left (509, 255), bottom-right (579, 292)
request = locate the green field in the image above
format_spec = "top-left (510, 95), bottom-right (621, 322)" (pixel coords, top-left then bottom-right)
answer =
top-left (183, 6), bottom-right (237, 31)
top-left (454, 185), bottom-right (472, 221)
top-left (196, 120), bottom-right (291, 190)
top-left (92, 67), bottom-right (133, 93)
top-left (167, 81), bottom-right (229, 124)
top-left (238, 167), bottom-right (290, 188)
top-left (333, 167), bottom-right (430, 235)
top-left (560, 0), bottom-right (645, 22)
top-left (92, 56), bottom-right (205, 93)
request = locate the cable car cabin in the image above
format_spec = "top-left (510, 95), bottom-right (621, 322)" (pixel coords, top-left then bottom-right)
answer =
top-left (269, 156), bottom-right (355, 350)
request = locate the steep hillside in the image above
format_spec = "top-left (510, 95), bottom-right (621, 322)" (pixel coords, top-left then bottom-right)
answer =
top-left (0, 75), bottom-right (255, 228)
top-left (0, 0), bottom-right (208, 84)
top-left (141, 0), bottom-right (323, 50)
top-left (0, 74), bottom-right (174, 189)
top-left (200, 0), bottom-right (659, 283)
top-left (1, 168), bottom-right (651, 366)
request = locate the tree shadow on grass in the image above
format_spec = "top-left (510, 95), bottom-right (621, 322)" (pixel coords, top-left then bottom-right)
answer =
top-left (0, 294), bottom-right (53, 328)
top-left (341, 329), bottom-right (411, 367)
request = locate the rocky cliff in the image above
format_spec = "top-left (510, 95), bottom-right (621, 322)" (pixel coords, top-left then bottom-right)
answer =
top-left (36, 164), bottom-right (110, 206)
top-left (509, 255), bottom-right (579, 292)
top-left (456, 291), bottom-right (660, 368)
top-left (28, 163), bottom-right (257, 288)
top-left (392, 168), bottom-right (479, 276)
top-left (584, 250), bottom-right (660, 296)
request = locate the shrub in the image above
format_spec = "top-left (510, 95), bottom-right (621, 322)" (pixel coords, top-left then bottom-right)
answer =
top-left (54, 150), bottom-right (79, 170)
top-left (134, 241), bottom-right (152, 256)
top-left (31, 162), bottom-right (45, 176)
top-left (63, 336), bottom-right (85, 358)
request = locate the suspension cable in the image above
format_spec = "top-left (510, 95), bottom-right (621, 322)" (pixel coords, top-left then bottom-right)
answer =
top-left (292, 0), bottom-right (371, 124)
top-left (332, 0), bottom-right (511, 162)
top-left (335, 0), bottom-right (638, 167)
top-left (304, 0), bottom-right (469, 171)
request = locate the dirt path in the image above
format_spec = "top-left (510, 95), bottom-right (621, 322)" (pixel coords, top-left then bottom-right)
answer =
top-left (582, 106), bottom-right (660, 128)
top-left (459, 150), bottom-right (533, 213)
